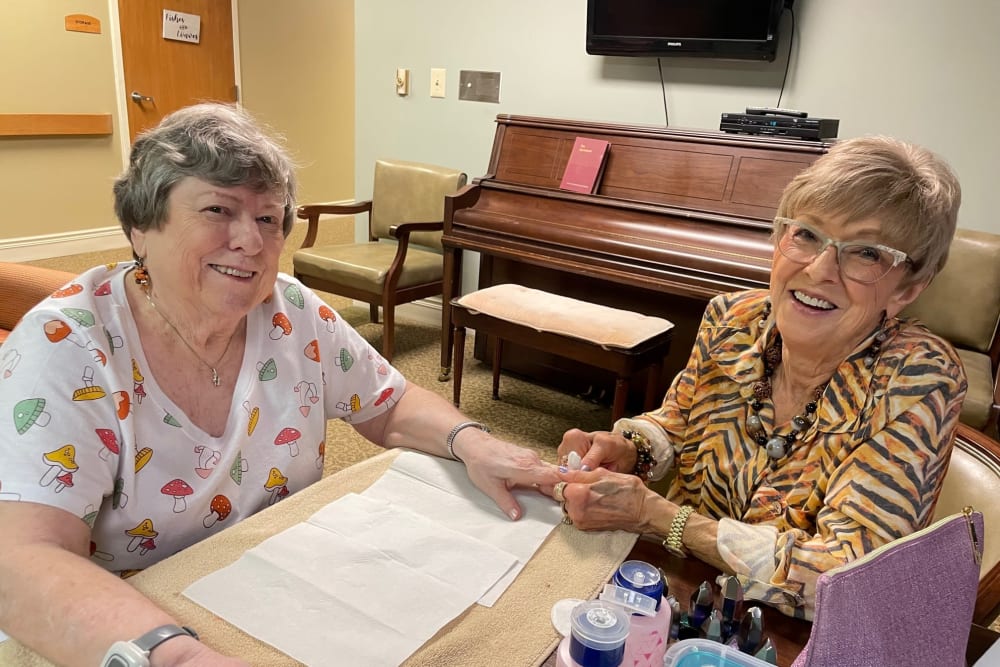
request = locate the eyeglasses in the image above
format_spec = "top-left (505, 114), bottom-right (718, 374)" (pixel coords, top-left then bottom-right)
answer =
top-left (773, 217), bottom-right (911, 284)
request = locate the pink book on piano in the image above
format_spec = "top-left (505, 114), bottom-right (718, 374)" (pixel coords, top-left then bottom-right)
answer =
top-left (559, 136), bottom-right (610, 194)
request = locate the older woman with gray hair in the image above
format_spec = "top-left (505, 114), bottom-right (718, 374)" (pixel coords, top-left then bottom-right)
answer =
top-left (0, 103), bottom-right (558, 666)
top-left (553, 136), bottom-right (967, 619)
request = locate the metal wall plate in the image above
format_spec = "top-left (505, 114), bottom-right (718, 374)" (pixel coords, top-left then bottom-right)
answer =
top-left (459, 70), bottom-right (501, 103)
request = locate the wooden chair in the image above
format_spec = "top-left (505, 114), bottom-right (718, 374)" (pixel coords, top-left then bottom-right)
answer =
top-left (933, 422), bottom-right (1000, 625)
top-left (293, 159), bottom-right (466, 360)
top-left (903, 228), bottom-right (1000, 438)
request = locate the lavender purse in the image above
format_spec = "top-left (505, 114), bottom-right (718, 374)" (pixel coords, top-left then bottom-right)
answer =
top-left (792, 507), bottom-right (984, 667)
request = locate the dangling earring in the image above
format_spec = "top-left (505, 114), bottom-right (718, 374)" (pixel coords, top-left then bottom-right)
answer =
top-left (134, 257), bottom-right (149, 287)
top-left (759, 299), bottom-right (772, 329)
top-left (863, 311), bottom-right (889, 368)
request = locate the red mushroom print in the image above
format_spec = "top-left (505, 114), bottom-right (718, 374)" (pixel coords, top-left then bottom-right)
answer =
top-left (374, 387), bottom-right (397, 410)
top-left (125, 519), bottom-right (157, 552)
top-left (138, 537), bottom-right (157, 557)
top-left (318, 305), bottom-right (337, 332)
top-left (203, 494), bottom-right (232, 528)
top-left (303, 339), bottom-right (321, 362)
top-left (54, 471), bottom-right (74, 493)
top-left (95, 429), bottom-right (120, 461)
top-left (274, 427), bottom-right (301, 457)
top-left (269, 312), bottom-right (293, 340)
top-left (160, 479), bottom-right (194, 512)
top-left (89, 541), bottom-right (114, 561)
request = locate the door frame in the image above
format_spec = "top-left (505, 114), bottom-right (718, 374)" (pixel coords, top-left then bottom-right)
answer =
top-left (107, 0), bottom-right (243, 167)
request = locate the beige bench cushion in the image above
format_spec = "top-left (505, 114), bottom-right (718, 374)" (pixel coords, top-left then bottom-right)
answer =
top-left (957, 348), bottom-right (994, 430)
top-left (454, 283), bottom-right (674, 350)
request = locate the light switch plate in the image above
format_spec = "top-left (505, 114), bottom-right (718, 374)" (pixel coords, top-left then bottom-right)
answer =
top-left (459, 70), bottom-right (501, 103)
top-left (430, 68), bottom-right (446, 98)
top-left (395, 68), bottom-right (409, 96)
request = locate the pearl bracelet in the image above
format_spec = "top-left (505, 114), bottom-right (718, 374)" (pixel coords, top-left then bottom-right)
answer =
top-left (446, 421), bottom-right (491, 462)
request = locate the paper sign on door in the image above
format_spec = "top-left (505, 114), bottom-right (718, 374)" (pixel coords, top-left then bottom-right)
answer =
top-left (163, 10), bottom-right (201, 44)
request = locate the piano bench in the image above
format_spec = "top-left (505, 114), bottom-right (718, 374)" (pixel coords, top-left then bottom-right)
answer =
top-left (449, 284), bottom-right (675, 424)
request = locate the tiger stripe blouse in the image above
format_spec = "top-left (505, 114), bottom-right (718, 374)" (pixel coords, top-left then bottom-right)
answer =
top-left (622, 289), bottom-right (967, 618)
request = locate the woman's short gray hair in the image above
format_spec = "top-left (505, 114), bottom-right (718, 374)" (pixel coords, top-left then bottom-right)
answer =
top-left (113, 103), bottom-right (297, 243)
top-left (776, 135), bottom-right (962, 286)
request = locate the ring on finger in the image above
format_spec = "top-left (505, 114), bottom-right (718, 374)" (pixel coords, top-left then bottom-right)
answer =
top-left (553, 481), bottom-right (567, 503)
top-left (561, 503), bottom-right (573, 525)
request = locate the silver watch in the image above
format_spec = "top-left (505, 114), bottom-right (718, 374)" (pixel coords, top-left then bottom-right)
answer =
top-left (101, 624), bottom-right (198, 667)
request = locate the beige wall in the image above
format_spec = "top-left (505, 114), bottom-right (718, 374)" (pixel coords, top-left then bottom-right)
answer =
top-left (237, 0), bottom-right (355, 206)
top-left (0, 0), bottom-right (355, 259)
top-left (0, 1), bottom-right (124, 239)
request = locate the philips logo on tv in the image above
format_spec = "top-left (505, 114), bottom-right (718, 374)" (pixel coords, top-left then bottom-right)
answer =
top-left (667, 42), bottom-right (682, 47)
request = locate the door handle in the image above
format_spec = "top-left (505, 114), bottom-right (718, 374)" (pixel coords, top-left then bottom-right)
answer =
top-left (130, 91), bottom-right (155, 104)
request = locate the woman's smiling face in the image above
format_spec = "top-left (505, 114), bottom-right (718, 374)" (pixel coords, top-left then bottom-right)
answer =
top-left (769, 210), bottom-right (926, 363)
top-left (130, 176), bottom-right (287, 321)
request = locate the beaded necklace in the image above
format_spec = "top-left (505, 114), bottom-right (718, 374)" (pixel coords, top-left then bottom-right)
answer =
top-left (745, 331), bottom-right (825, 460)
top-left (745, 300), bottom-right (889, 461)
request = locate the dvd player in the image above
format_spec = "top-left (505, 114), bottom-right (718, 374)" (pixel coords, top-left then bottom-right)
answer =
top-left (720, 112), bottom-right (839, 140)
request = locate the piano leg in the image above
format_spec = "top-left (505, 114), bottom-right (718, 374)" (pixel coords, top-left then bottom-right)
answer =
top-left (439, 246), bottom-right (463, 381)
top-left (452, 324), bottom-right (466, 406)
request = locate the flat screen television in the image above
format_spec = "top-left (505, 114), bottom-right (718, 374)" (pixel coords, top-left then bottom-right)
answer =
top-left (587, 0), bottom-right (788, 62)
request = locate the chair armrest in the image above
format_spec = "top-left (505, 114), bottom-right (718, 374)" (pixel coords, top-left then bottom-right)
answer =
top-left (388, 220), bottom-right (444, 239)
top-left (296, 201), bottom-right (374, 248)
top-left (381, 220), bottom-right (445, 294)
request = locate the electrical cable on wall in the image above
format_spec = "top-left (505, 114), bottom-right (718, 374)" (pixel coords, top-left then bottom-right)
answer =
top-left (776, 6), bottom-right (796, 108)
top-left (657, 58), bottom-right (669, 127)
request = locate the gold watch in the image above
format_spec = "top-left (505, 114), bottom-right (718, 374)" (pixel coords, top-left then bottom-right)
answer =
top-left (662, 505), bottom-right (695, 558)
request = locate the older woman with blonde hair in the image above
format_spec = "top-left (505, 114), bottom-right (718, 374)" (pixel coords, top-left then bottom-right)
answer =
top-left (553, 136), bottom-right (966, 618)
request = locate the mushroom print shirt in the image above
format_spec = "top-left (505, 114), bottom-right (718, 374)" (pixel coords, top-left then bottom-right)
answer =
top-left (0, 263), bottom-right (406, 573)
top-left (615, 289), bottom-right (967, 619)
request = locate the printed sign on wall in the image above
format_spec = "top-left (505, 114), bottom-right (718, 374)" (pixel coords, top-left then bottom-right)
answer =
top-left (163, 9), bottom-right (201, 44)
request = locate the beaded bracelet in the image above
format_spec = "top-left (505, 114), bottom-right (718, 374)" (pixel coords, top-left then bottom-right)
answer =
top-left (446, 421), bottom-right (491, 462)
top-left (621, 429), bottom-right (657, 480)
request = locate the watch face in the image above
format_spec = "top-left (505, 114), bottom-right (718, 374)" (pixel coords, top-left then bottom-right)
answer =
top-left (104, 657), bottom-right (130, 667)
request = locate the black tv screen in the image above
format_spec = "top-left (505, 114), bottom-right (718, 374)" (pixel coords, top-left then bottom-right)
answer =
top-left (587, 0), bottom-right (787, 61)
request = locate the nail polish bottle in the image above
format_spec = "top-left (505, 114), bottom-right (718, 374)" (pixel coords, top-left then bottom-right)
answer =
top-left (601, 560), bottom-right (671, 667)
top-left (555, 600), bottom-right (630, 667)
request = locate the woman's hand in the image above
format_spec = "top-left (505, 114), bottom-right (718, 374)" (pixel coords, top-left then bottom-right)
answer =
top-left (459, 433), bottom-right (561, 521)
top-left (557, 429), bottom-right (637, 474)
top-left (550, 467), bottom-right (658, 533)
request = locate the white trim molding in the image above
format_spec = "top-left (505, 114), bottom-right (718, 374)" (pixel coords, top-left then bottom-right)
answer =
top-left (0, 227), bottom-right (130, 262)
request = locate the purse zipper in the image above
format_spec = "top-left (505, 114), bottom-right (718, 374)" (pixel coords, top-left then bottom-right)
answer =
top-left (964, 505), bottom-right (982, 566)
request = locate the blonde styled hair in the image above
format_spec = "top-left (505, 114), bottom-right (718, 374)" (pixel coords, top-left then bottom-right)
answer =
top-left (776, 136), bottom-right (961, 286)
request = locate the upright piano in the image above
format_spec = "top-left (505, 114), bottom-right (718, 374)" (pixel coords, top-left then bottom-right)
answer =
top-left (440, 115), bottom-right (833, 400)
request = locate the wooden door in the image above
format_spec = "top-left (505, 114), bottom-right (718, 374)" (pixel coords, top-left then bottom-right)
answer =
top-left (119, 0), bottom-right (236, 143)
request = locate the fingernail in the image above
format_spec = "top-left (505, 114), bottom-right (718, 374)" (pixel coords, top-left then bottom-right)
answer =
top-left (558, 466), bottom-right (568, 473)
top-left (581, 465), bottom-right (592, 472)
top-left (509, 509), bottom-right (520, 520)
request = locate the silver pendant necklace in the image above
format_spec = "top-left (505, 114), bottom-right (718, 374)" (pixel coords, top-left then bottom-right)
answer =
top-left (142, 286), bottom-right (238, 387)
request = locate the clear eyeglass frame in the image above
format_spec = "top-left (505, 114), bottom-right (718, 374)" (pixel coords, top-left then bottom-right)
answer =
top-left (773, 217), bottom-right (911, 284)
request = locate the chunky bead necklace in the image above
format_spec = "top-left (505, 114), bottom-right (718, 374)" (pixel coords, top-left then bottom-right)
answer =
top-left (745, 331), bottom-right (825, 460)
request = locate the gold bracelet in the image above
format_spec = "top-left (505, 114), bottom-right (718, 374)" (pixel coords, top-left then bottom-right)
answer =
top-left (662, 505), bottom-right (695, 558)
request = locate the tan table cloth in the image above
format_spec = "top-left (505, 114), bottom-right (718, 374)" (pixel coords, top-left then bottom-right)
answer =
top-left (1, 448), bottom-right (637, 666)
